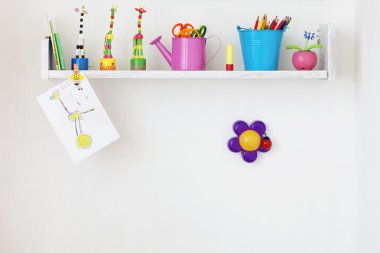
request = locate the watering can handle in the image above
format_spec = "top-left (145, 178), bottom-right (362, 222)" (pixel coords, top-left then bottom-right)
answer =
top-left (206, 35), bottom-right (221, 66)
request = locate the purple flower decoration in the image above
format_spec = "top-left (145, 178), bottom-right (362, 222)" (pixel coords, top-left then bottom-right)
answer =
top-left (304, 31), bottom-right (316, 40)
top-left (228, 120), bottom-right (272, 163)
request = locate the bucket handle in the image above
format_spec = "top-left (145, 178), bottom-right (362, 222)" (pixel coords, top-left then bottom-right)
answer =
top-left (206, 35), bottom-right (221, 65)
top-left (237, 25), bottom-right (250, 31)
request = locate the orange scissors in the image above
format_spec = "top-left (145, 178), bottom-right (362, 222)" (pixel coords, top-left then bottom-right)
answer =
top-left (172, 23), bottom-right (199, 38)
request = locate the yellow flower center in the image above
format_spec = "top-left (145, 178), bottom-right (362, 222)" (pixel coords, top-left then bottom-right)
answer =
top-left (239, 130), bottom-right (261, 151)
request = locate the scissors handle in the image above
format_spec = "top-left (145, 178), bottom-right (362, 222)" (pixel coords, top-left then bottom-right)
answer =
top-left (172, 23), bottom-right (195, 37)
top-left (191, 25), bottom-right (207, 38)
top-left (178, 28), bottom-right (200, 38)
top-left (172, 23), bottom-right (183, 37)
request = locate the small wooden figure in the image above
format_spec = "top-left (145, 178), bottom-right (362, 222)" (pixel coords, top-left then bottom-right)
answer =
top-left (71, 5), bottom-right (89, 70)
top-left (100, 5), bottom-right (118, 70)
top-left (130, 5), bottom-right (147, 70)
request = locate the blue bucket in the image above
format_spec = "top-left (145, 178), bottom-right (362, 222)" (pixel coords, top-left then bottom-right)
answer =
top-left (237, 26), bottom-right (284, 70)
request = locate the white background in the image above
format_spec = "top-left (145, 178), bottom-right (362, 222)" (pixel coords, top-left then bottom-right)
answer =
top-left (1, 0), bottom-right (378, 252)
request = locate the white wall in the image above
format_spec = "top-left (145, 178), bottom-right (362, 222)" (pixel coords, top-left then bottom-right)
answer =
top-left (0, 0), bottom-right (362, 253)
top-left (356, 1), bottom-right (380, 252)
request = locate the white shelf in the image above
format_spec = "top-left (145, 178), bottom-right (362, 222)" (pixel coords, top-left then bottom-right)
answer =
top-left (41, 24), bottom-right (335, 80)
top-left (47, 70), bottom-right (328, 79)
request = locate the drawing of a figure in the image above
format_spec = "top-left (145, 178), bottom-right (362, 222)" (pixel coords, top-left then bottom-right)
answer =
top-left (50, 66), bottom-right (94, 149)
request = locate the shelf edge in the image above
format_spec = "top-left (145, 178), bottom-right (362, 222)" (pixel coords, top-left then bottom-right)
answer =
top-left (47, 70), bottom-right (328, 79)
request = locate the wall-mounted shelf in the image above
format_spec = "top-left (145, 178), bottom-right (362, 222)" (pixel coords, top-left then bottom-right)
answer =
top-left (46, 70), bottom-right (327, 79)
top-left (41, 24), bottom-right (335, 80)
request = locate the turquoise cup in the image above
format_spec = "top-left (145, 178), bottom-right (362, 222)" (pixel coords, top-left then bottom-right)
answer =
top-left (237, 26), bottom-right (285, 70)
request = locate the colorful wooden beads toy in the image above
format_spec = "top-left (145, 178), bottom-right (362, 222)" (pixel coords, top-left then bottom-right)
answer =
top-left (71, 5), bottom-right (89, 70)
top-left (100, 4), bottom-right (118, 70)
top-left (130, 5), bottom-right (147, 70)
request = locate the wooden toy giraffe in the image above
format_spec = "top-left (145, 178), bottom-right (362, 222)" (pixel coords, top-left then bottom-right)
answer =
top-left (72, 5), bottom-right (89, 70)
top-left (130, 5), bottom-right (147, 70)
top-left (100, 4), bottom-right (118, 70)
top-left (75, 5), bottom-right (88, 58)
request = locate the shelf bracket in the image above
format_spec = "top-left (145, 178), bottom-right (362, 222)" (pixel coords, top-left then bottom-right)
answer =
top-left (319, 24), bottom-right (335, 80)
top-left (41, 37), bottom-right (51, 79)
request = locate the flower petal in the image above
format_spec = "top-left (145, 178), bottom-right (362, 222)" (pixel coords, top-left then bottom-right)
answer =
top-left (233, 121), bottom-right (249, 136)
top-left (250, 121), bottom-right (266, 136)
top-left (242, 151), bottom-right (258, 163)
top-left (259, 146), bottom-right (270, 153)
top-left (228, 137), bottom-right (242, 152)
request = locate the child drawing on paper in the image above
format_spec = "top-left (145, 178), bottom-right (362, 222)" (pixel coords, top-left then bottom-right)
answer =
top-left (50, 67), bottom-right (94, 149)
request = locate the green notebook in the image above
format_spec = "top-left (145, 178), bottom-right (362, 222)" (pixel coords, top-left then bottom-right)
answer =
top-left (54, 33), bottom-right (66, 70)
top-left (48, 18), bottom-right (60, 70)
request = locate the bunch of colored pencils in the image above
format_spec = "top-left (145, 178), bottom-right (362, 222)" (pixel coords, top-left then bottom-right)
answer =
top-left (253, 15), bottom-right (292, 30)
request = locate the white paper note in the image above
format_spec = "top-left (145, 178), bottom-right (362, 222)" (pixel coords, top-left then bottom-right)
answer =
top-left (37, 75), bottom-right (120, 163)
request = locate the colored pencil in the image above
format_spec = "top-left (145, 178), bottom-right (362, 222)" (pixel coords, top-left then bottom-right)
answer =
top-left (276, 18), bottom-right (286, 30)
top-left (258, 16), bottom-right (264, 30)
top-left (261, 14), bottom-right (267, 29)
top-left (257, 19), bottom-right (264, 30)
top-left (269, 18), bottom-right (277, 29)
top-left (269, 16), bottom-right (277, 29)
top-left (252, 15), bottom-right (291, 31)
top-left (286, 17), bottom-right (292, 26)
top-left (280, 17), bottom-right (290, 30)
top-left (254, 16), bottom-right (259, 30)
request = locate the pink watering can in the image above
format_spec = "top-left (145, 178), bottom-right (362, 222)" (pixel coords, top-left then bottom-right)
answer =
top-left (150, 36), bottom-right (221, 70)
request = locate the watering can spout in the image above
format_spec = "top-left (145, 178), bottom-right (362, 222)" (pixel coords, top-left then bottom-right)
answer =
top-left (150, 36), bottom-right (172, 67)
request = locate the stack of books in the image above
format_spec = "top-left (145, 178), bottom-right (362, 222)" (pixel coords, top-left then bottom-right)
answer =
top-left (47, 16), bottom-right (65, 70)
